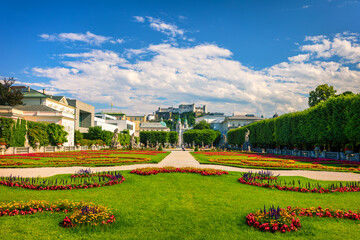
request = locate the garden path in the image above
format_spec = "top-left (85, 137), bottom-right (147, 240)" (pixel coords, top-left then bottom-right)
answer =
top-left (0, 150), bottom-right (359, 181)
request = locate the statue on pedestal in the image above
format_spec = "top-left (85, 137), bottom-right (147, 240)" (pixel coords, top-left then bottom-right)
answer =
top-left (242, 128), bottom-right (252, 151)
top-left (110, 128), bottom-right (120, 149)
top-left (130, 133), bottom-right (136, 149)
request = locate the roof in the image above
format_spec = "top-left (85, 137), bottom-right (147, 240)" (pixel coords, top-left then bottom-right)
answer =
top-left (19, 87), bottom-right (51, 98)
top-left (140, 122), bottom-right (169, 129)
top-left (227, 115), bottom-right (263, 120)
top-left (14, 105), bottom-right (60, 112)
top-left (52, 96), bottom-right (64, 101)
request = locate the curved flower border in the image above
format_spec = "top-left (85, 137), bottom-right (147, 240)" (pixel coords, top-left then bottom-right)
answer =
top-left (0, 200), bottom-right (115, 228)
top-left (0, 171), bottom-right (125, 190)
top-left (238, 171), bottom-right (360, 193)
top-left (0, 150), bottom-right (167, 167)
top-left (246, 206), bottom-right (360, 233)
top-left (131, 167), bottom-right (229, 176)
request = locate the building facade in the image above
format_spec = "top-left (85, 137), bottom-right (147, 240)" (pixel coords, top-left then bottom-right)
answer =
top-left (67, 99), bottom-right (94, 133)
top-left (19, 88), bottom-right (76, 146)
top-left (94, 113), bottom-right (135, 135)
top-left (125, 115), bottom-right (147, 137)
top-left (139, 120), bottom-right (170, 132)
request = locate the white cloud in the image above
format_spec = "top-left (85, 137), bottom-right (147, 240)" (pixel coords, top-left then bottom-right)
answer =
top-left (302, 5), bottom-right (311, 8)
top-left (146, 17), bottom-right (184, 37)
top-left (32, 33), bottom-right (360, 116)
top-left (134, 16), bottom-right (187, 42)
top-left (39, 31), bottom-right (123, 45)
top-left (133, 16), bottom-right (145, 22)
top-left (301, 33), bottom-right (360, 63)
top-left (288, 54), bottom-right (310, 62)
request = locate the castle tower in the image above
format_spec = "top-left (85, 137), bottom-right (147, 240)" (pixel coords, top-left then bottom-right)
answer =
top-left (184, 117), bottom-right (188, 129)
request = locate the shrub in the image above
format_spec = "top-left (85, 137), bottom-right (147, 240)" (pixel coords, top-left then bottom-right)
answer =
top-left (227, 94), bottom-right (360, 151)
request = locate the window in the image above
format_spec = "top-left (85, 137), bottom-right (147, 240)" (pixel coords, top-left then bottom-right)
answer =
top-left (127, 124), bottom-right (133, 130)
top-left (135, 117), bottom-right (137, 120)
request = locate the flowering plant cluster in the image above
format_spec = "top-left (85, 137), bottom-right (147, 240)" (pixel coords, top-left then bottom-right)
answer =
top-left (131, 167), bottom-right (229, 176)
top-left (0, 170), bottom-right (125, 190)
top-left (238, 171), bottom-right (360, 194)
top-left (0, 199), bottom-right (115, 228)
top-left (246, 205), bottom-right (360, 233)
top-left (0, 150), bottom-right (166, 167)
top-left (194, 151), bottom-right (360, 173)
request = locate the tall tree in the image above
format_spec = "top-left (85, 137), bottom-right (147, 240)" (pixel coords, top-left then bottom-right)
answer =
top-left (193, 120), bottom-right (210, 130)
top-left (0, 77), bottom-right (23, 106)
top-left (308, 84), bottom-right (336, 107)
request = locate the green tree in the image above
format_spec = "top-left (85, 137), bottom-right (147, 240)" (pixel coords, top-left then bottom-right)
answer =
top-left (168, 131), bottom-right (178, 144)
top-left (0, 77), bottom-right (23, 106)
top-left (47, 123), bottom-right (68, 144)
top-left (74, 130), bottom-right (83, 144)
top-left (308, 84), bottom-right (336, 107)
top-left (193, 120), bottom-right (210, 130)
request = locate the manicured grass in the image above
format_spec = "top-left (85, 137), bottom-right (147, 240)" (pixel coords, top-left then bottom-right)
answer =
top-left (0, 150), bottom-right (170, 168)
top-left (191, 151), bottom-right (360, 173)
top-left (1, 171), bottom-right (360, 239)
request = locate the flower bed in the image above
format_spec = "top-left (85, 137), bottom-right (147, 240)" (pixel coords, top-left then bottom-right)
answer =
top-left (238, 171), bottom-right (360, 193)
top-left (0, 199), bottom-right (115, 228)
top-left (246, 205), bottom-right (360, 233)
top-left (0, 150), bottom-right (167, 168)
top-left (193, 151), bottom-right (360, 173)
top-left (0, 170), bottom-right (125, 190)
top-left (130, 167), bottom-right (229, 176)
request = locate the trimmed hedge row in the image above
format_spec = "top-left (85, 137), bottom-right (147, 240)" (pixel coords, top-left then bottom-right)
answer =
top-left (140, 131), bottom-right (178, 145)
top-left (0, 117), bottom-right (68, 147)
top-left (183, 129), bottom-right (221, 146)
top-left (227, 94), bottom-right (360, 151)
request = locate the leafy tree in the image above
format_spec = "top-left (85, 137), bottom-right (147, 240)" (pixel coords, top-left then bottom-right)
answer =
top-left (85, 126), bottom-right (112, 145)
top-left (193, 120), bottom-right (210, 130)
top-left (74, 130), bottom-right (83, 144)
top-left (0, 77), bottom-right (23, 106)
top-left (183, 129), bottom-right (218, 145)
top-left (47, 123), bottom-right (68, 144)
top-left (337, 91), bottom-right (354, 97)
top-left (85, 126), bottom-right (103, 140)
top-left (308, 84), bottom-right (336, 107)
top-left (27, 121), bottom-right (50, 147)
top-left (168, 131), bottom-right (178, 144)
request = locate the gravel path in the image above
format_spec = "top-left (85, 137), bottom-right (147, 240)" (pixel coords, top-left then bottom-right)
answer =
top-left (0, 150), bottom-right (359, 181)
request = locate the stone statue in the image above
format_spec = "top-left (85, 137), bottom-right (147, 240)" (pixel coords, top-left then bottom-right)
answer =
top-left (222, 134), bottom-right (228, 146)
top-left (245, 128), bottom-right (250, 142)
top-left (243, 128), bottom-right (252, 151)
top-left (110, 128), bottom-right (120, 149)
top-left (130, 133), bottom-right (136, 149)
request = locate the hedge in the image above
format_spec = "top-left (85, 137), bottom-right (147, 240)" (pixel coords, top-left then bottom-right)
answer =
top-left (139, 131), bottom-right (178, 145)
top-left (0, 117), bottom-right (69, 147)
top-left (183, 129), bottom-right (221, 146)
top-left (227, 94), bottom-right (360, 151)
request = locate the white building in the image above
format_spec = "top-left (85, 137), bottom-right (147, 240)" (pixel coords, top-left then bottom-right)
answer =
top-left (222, 114), bottom-right (263, 133)
top-left (94, 113), bottom-right (135, 135)
top-left (139, 119), bottom-right (170, 132)
top-left (19, 87), bottom-right (75, 146)
top-left (195, 113), bottom-right (264, 136)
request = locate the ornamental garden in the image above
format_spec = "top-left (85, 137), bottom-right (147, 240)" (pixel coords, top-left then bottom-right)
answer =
top-left (0, 150), bottom-right (360, 239)
top-left (1, 96), bottom-right (360, 239)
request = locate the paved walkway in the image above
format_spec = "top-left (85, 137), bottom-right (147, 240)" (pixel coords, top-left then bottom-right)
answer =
top-left (0, 150), bottom-right (359, 181)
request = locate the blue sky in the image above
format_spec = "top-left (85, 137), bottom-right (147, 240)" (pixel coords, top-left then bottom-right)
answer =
top-left (1, 0), bottom-right (360, 116)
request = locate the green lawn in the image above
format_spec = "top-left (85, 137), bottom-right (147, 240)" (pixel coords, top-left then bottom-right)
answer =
top-left (0, 150), bottom-right (170, 168)
top-left (191, 151), bottom-right (360, 173)
top-left (1, 171), bottom-right (359, 239)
